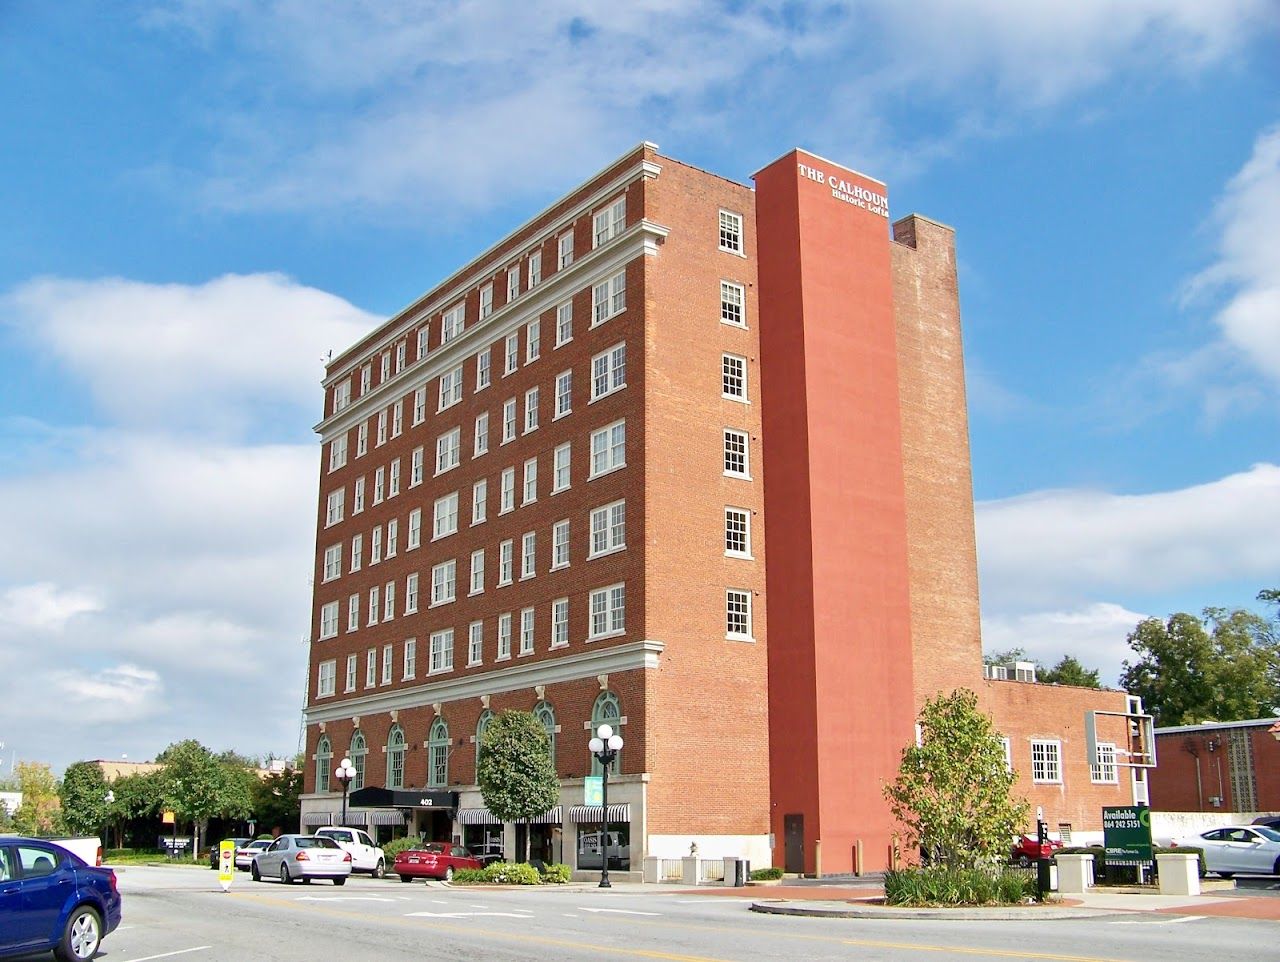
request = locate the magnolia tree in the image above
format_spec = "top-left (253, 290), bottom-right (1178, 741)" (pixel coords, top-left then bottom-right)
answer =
top-left (883, 689), bottom-right (1028, 869)
top-left (476, 710), bottom-right (559, 864)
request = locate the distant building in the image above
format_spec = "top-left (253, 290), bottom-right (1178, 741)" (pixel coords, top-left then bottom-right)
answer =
top-left (299, 142), bottom-right (1143, 877)
top-left (1148, 718), bottom-right (1280, 814)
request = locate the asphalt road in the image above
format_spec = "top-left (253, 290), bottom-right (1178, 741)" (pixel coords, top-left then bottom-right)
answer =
top-left (51, 865), bottom-right (1275, 962)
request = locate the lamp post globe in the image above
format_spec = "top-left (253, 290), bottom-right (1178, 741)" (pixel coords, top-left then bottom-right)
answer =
top-left (335, 757), bottom-right (357, 828)
top-left (588, 724), bottom-right (624, 888)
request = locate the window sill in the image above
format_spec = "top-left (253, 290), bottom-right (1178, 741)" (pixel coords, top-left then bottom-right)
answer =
top-left (586, 629), bottom-right (625, 643)
top-left (721, 394), bottom-right (750, 404)
top-left (496, 654), bottom-right (511, 662)
top-left (428, 599), bottom-right (456, 609)
top-left (719, 246), bottom-right (747, 258)
top-left (553, 410), bottom-right (572, 421)
top-left (589, 386), bottom-right (626, 405)
top-left (723, 471), bottom-right (753, 481)
top-left (725, 551), bottom-right (754, 561)
top-left (550, 562), bottom-right (569, 572)
top-left (588, 545), bottom-right (626, 562)
top-left (468, 588), bottom-right (484, 597)
top-left (588, 463), bottom-right (626, 482)
top-left (720, 319), bottom-right (748, 330)
top-left (555, 337), bottom-right (573, 349)
top-left (726, 633), bottom-right (756, 643)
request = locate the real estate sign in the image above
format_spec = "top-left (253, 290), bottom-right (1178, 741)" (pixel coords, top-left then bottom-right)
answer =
top-left (1103, 805), bottom-right (1152, 865)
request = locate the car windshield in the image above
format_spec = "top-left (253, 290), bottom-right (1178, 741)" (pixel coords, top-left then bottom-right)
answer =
top-left (297, 837), bottom-right (341, 849)
top-left (415, 842), bottom-right (447, 853)
top-left (1256, 826), bottom-right (1280, 843)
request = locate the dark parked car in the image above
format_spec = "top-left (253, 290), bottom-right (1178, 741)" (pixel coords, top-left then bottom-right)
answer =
top-left (209, 837), bottom-right (252, 869)
top-left (0, 836), bottom-right (122, 961)
top-left (393, 842), bottom-right (482, 882)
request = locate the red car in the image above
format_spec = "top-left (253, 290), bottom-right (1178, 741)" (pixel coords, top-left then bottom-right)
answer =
top-left (1011, 834), bottom-right (1063, 867)
top-left (394, 842), bottom-right (482, 882)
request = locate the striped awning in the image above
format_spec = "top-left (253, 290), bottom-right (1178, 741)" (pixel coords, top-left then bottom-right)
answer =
top-left (301, 812), bottom-right (333, 827)
top-left (458, 808), bottom-right (501, 825)
top-left (368, 809), bottom-right (407, 826)
top-left (340, 811), bottom-right (368, 826)
top-left (568, 804), bottom-right (631, 823)
top-left (527, 806), bottom-right (562, 825)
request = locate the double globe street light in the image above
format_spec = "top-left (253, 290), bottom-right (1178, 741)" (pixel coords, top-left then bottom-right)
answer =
top-left (334, 757), bottom-right (357, 827)
top-left (588, 724), bottom-right (624, 888)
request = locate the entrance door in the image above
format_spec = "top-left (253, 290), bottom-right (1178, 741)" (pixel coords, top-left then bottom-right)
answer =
top-left (784, 814), bottom-right (804, 874)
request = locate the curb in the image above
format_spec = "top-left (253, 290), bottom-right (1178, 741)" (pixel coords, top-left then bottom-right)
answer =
top-left (749, 899), bottom-right (1119, 920)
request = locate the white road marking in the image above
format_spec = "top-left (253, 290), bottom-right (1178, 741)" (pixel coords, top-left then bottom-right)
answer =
top-left (431, 899), bottom-right (448, 904)
top-left (467, 903), bottom-right (489, 908)
top-left (579, 907), bottom-right (662, 916)
top-left (296, 895), bottom-right (398, 902)
top-left (1110, 916), bottom-right (1205, 925)
top-left (119, 948), bottom-right (212, 962)
top-left (406, 910), bottom-right (535, 919)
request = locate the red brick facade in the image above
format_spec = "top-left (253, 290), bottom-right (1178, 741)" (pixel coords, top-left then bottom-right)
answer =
top-left (1148, 719), bottom-right (1280, 814)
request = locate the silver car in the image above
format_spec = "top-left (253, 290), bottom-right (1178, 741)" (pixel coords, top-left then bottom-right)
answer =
top-left (251, 834), bottom-right (352, 885)
top-left (235, 839), bottom-right (271, 871)
top-left (1191, 825), bottom-right (1280, 878)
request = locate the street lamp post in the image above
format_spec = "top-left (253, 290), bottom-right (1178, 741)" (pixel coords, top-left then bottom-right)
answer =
top-left (588, 724), bottom-right (624, 889)
top-left (334, 757), bottom-right (357, 828)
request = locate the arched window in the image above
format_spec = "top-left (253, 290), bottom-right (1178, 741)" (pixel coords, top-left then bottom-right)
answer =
top-left (387, 726), bottom-right (406, 789)
top-left (316, 735), bottom-right (332, 793)
top-left (533, 700), bottom-right (557, 768)
top-left (590, 691), bottom-right (623, 776)
top-left (428, 717), bottom-right (449, 788)
top-left (350, 731), bottom-right (367, 790)
top-left (475, 709), bottom-right (494, 773)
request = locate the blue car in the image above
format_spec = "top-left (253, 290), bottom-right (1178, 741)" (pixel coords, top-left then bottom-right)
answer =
top-left (0, 837), bottom-right (122, 961)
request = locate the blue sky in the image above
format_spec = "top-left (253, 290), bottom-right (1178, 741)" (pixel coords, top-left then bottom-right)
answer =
top-left (1, 1), bottom-right (1277, 773)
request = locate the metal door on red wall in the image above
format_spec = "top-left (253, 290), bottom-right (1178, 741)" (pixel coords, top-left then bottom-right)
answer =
top-left (784, 814), bottom-right (804, 874)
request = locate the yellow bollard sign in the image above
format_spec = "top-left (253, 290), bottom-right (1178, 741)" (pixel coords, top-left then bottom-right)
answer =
top-left (218, 839), bottom-right (236, 891)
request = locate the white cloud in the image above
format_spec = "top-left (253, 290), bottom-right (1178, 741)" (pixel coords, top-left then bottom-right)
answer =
top-left (2, 273), bottom-right (378, 435)
top-left (0, 583), bottom-right (102, 631)
top-left (981, 602), bottom-right (1149, 687)
top-left (46, 666), bottom-right (164, 725)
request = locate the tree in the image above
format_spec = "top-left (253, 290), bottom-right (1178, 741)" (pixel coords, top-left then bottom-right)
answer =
top-left (1120, 607), bottom-right (1279, 726)
top-left (12, 761), bottom-right (63, 836)
top-left (883, 689), bottom-right (1029, 870)
top-left (155, 740), bottom-right (253, 859)
top-left (1038, 656), bottom-right (1101, 689)
top-left (476, 710), bottom-right (559, 864)
top-left (251, 767), bottom-right (302, 836)
top-left (59, 762), bottom-right (111, 837)
top-left (105, 770), bottom-right (162, 850)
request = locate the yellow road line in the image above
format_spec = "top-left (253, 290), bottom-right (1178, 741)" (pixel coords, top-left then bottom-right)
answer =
top-left (842, 939), bottom-right (1132, 962)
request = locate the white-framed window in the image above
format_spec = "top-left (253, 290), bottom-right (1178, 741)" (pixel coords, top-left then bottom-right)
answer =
top-left (498, 539), bottom-right (513, 585)
top-left (319, 601), bottom-right (339, 640)
top-left (558, 230), bottom-right (574, 269)
top-left (499, 466), bottom-right (515, 513)
top-left (395, 341), bottom-right (406, 373)
top-left (526, 318), bottom-right (541, 362)
top-left (722, 353), bottom-right (747, 400)
top-left (380, 352), bottom-right (392, 383)
top-left (476, 348), bottom-right (492, 390)
top-left (413, 386), bottom-right (427, 425)
top-left (470, 548), bottom-right (485, 595)
top-left (726, 589), bottom-right (753, 640)
top-left (1000, 736), bottom-right (1013, 772)
top-left (433, 492), bottom-right (459, 540)
top-left (592, 271), bottom-right (626, 326)
top-left (367, 585), bottom-right (379, 626)
top-left (522, 457), bottom-right (538, 504)
top-left (350, 533), bottom-right (363, 572)
top-left (347, 594), bottom-right (359, 633)
top-left (504, 333), bottom-right (519, 376)
top-left (360, 364), bottom-right (372, 395)
top-left (591, 342), bottom-right (626, 400)
top-left (323, 544), bottom-right (342, 582)
top-left (382, 643), bottom-right (393, 684)
top-left (593, 195), bottom-right (626, 247)
top-left (528, 251), bottom-right (542, 289)
top-left (376, 409), bottom-right (387, 446)
top-left (524, 386), bottom-right (539, 433)
top-left (328, 434), bottom-right (348, 472)
top-left (439, 365), bottom-right (463, 410)
top-left (391, 401), bottom-right (403, 438)
top-left (506, 264), bottom-right (520, 302)
top-left (416, 328), bottom-right (428, 360)
top-left (554, 371), bottom-right (572, 419)
top-left (497, 612), bottom-right (512, 660)
top-left (725, 507), bottom-right (751, 557)
top-left (403, 638), bottom-right (416, 680)
top-left (370, 525), bottom-right (383, 565)
top-left (436, 427), bottom-right (461, 474)
top-left (474, 411), bottom-right (489, 457)
top-left (472, 478), bottom-right (488, 525)
top-left (479, 283), bottom-right (493, 319)
top-left (410, 447), bottom-right (424, 487)
top-left (388, 458), bottom-right (401, 497)
top-left (590, 500), bottom-right (626, 557)
top-left (407, 508), bottom-right (422, 550)
top-left (520, 607), bottom-right (535, 655)
top-left (502, 398), bottom-right (517, 444)
top-left (353, 476), bottom-right (365, 514)
top-left (385, 518), bottom-right (398, 557)
top-left (551, 598), bottom-right (569, 648)
top-left (589, 420), bottom-right (626, 477)
top-left (383, 581), bottom-right (395, 620)
top-left (345, 652), bottom-right (357, 691)
top-left (325, 489), bottom-right (345, 527)
top-left (442, 302), bottom-right (465, 344)
top-left (521, 531), bottom-right (536, 579)
top-left (332, 380), bottom-right (351, 414)
top-left (430, 559), bottom-right (457, 606)
top-left (723, 429), bottom-right (750, 478)
top-left (555, 301), bottom-right (573, 347)
top-left (405, 572), bottom-right (419, 614)
top-left (366, 647), bottom-right (378, 686)
top-left (468, 621), bottom-right (484, 666)
top-left (552, 443), bottom-right (571, 493)
top-left (588, 583), bottom-right (626, 639)
top-left (719, 209), bottom-right (743, 254)
top-left (721, 281), bottom-right (745, 327)
top-left (429, 629), bottom-right (454, 674)
top-left (356, 422), bottom-right (368, 458)
top-left (552, 519), bottom-right (570, 569)
top-left (317, 659), bottom-right (336, 697)
top-left (1031, 740), bottom-right (1062, 784)
top-left (1091, 742), bottom-right (1118, 784)
top-left (373, 466), bottom-right (385, 504)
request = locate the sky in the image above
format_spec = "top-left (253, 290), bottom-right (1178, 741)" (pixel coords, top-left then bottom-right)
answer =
top-left (0, 1), bottom-right (1277, 775)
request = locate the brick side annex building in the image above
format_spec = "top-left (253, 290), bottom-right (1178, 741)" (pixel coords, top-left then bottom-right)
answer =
top-left (299, 143), bottom-right (1143, 877)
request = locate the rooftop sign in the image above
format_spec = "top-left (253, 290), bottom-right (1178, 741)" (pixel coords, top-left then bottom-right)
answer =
top-left (797, 162), bottom-right (888, 218)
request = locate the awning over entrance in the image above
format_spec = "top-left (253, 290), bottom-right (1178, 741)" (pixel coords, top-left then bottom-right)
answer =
top-left (339, 810), bottom-right (368, 826)
top-left (568, 804), bottom-right (631, 823)
top-left (346, 787), bottom-right (459, 809)
top-left (301, 812), bottom-right (333, 827)
top-left (368, 809), bottom-right (407, 826)
top-left (458, 808), bottom-right (500, 825)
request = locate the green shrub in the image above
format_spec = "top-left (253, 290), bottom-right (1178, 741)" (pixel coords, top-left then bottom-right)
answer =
top-left (540, 862), bottom-right (571, 883)
top-left (884, 866), bottom-right (1035, 906)
top-left (452, 868), bottom-right (488, 884)
top-left (381, 837), bottom-right (426, 859)
top-left (750, 866), bottom-right (784, 881)
top-left (483, 861), bottom-right (542, 885)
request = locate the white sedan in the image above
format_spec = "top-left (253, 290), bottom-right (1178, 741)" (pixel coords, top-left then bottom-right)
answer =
top-left (1191, 825), bottom-right (1280, 878)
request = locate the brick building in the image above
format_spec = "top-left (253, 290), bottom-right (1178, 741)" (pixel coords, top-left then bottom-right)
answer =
top-left (298, 143), bottom-right (1142, 877)
top-left (1148, 718), bottom-right (1280, 815)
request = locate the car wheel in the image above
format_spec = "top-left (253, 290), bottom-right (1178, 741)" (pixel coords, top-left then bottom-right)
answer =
top-left (1274, 856), bottom-right (1280, 876)
top-left (334, 877), bottom-right (346, 886)
top-left (251, 863), bottom-right (261, 881)
top-left (372, 859), bottom-right (386, 879)
top-left (399, 874), bottom-right (412, 883)
top-left (1218, 872), bottom-right (1234, 879)
top-left (444, 866), bottom-right (454, 883)
top-left (280, 863), bottom-right (292, 885)
top-left (54, 905), bottom-right (102, 962)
